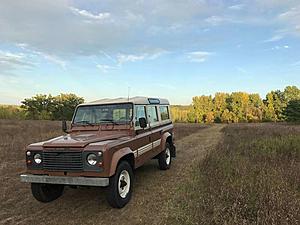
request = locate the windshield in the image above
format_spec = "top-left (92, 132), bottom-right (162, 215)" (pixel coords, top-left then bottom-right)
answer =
top-left (73, 103), bottom-right (133, 125)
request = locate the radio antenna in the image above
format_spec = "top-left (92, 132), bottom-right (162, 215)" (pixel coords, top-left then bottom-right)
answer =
top-left (127, 87), bottom-right (130, 101)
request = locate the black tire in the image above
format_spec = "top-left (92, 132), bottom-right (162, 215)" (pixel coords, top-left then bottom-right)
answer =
top-left (31, 183), bottom-right (64, 203)
top-left (158, 142), bottom-right (172, 170)
top-left (106, 161), bottom-right (133, 208)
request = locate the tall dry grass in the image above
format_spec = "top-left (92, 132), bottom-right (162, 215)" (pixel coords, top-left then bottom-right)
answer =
top-left (0, 120), bottom-right (62, 217)
top-left (0, 105), bottom-right (26, 120)
top-left (167, 123), bottom-right (300, 225)
top-left (174, 123), bottom-right (208, 140)
top-left (0, 120), bottom-right (204, 224)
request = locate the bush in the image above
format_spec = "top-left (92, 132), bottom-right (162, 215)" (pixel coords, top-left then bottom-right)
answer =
top-left (0, 105), bottom-right (26, 119)
top-left (21, 93), bottom-right (84, 120)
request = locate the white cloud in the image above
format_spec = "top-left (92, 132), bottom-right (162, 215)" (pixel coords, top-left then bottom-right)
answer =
top-left (278, 7), bottom-right (300, 21)
top-left (291, 60), bottom-right (300, 66)
top-left (0, 0), bottom-right (129, 57)
top-left (0, 0), bottom-right (299, 71)
top-left (236, 67), bottom-right (248, 74)
top-left (70, 7), bottom-right (110, 21)
top-left (277, 6), bottom-right (300, 36)
top-left (41, 53), bottom-right (67, 70)
top-left (262, 4), bottom-right (300, 43)
top-left (0, 45), bottom-right (67, 74)
top-left (96, 64), bottom-right (116, 73)
top-left (0, 50), bottom-right (34, 74)
top-left (228, 4), bottom-right (244, 10)
top-left (99, 50), bottom-right (116, 63)
top-left (146, 49), bottom-right (169, 60)
top-left (16, 43), bottom-right (29, 49)
top-left (271, 45), bottom-right (290, 50)
top-left (263, 34), bottom-right (284, 42)
top-left (117, 54), bottom-right (146, 64)
top-left (0, 0), bottom-right (230, 58)
top-left (0, 51), bottom-right (24, 62)
top-left (15, 44), bottom-right (67, 70)
top-left (117, 49), bottom-right (167, 64)
top-left (204, 16), bottom-right (226, 26)
top-left (254, 0), bottom-right (300, 9)
top-left (187, 51), bottom-right (213, 63)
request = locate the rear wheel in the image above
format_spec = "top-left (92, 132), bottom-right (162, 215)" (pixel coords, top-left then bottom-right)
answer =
top-left (158, 143), bottom-right (172, 170)
top-left (106, 161), bottom-right (133, 208)
top-left (31, 183), bottom-right (64, 203)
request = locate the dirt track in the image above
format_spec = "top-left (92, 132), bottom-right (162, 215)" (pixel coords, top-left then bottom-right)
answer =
top-left (0, 121), bottom-right (224, 225)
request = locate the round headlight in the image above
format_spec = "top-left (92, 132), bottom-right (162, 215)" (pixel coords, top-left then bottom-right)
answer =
top-left (34, 153), bottom-right (42, 164)
top-left (87, 153), bottom-right (97, 166)
top-left (26, 151), bottom-right (31, 156)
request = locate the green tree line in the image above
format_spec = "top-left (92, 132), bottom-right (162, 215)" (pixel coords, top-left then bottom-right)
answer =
top-left (0, 86), bottom-right (299, 122)
top-left (0, 93), bottom-right (84, 120)
top-left (171, 86), bottom-right (300, 123)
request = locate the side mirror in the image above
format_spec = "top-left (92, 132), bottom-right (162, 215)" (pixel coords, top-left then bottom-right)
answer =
top-left (139, 117), bottom-right (147, 129)
top-left (62, 120), bottom-right (68, 133)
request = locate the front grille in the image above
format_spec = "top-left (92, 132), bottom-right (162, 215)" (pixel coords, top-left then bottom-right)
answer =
top-left (43, 151), bottom-right (83, 171)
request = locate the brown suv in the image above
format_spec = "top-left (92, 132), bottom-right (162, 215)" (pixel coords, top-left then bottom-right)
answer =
top-left (20, 97), bottom-right (176, 208)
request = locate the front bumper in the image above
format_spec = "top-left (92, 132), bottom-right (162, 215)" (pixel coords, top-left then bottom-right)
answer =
top-left (20, 174), bottom-right (109, 187)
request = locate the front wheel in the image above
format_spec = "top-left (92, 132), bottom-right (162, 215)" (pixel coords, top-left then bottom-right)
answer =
top-left (106, 161), bottom-right (133, 208)
top-left (31, 183), bottom-right (64, 203)
top-left (158, 143), bottom-right (172, 170)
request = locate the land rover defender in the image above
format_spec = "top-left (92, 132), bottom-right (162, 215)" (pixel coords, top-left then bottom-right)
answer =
top-left (20, 97), bottom-right (176, 208)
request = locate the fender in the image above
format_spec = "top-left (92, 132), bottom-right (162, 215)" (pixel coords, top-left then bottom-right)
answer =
top-left (161, 131), bottom-right (176, 157)
top-left (108, 147), bottom-right (134, 176)
top-left (160, 132), bottom-right (172, 151)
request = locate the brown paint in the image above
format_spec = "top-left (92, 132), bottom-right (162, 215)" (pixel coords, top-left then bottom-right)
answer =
top-left (108, 147), bottom-right (133, 176)
top-left (25, 102), bottom-right (175, 178)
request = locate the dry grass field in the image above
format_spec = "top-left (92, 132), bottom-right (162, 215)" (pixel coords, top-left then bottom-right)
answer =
top-left (0, 120), bottom-right (299, 225)
top-left (166, 123), bottom-right (300, 225)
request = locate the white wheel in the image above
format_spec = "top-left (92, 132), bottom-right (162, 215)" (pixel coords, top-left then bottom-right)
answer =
top-left (106, 161), bottom-right (133, 208)
top-left (165, 147), bottom-right (171, 165)
top-left (118, 170), bottom-right (130, 198)
top-left (158, 143), bottom-right (172, 170)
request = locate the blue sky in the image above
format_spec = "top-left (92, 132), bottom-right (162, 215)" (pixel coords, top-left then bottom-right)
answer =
top-left (0, 0), bottom-right (299, 105)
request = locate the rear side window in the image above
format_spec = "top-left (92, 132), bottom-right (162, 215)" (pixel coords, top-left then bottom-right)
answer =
top-left (135, 105), bottom-right (147, 126)
top-left (147, 106), bottom-right (159, 123)
top-left (113, 108), bottom-right (127, 121)
top-left (159, 106), bottom-right (170, 120)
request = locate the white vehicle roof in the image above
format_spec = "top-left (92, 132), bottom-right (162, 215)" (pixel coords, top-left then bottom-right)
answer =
top-left (79, 96), bottom-right (170, 106)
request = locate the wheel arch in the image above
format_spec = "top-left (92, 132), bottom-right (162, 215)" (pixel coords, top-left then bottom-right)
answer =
top-left (161, 132), bottom-right (176, 158)
top-left (161, 132), bottom-right (173, 149)
top-left (109, 147), bottom-right (135, 177)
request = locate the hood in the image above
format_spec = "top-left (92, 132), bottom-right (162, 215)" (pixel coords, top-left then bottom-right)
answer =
top-left (42, 132), bottom-right (128, 148)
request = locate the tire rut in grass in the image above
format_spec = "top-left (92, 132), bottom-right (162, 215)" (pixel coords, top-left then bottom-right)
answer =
top-left (109, 124), bottom-right (225, 225)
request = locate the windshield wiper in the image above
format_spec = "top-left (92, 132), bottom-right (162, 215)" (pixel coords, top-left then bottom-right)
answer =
top-left (74, 120), bottom-right (94, 126)
top-left (99, 119), bottom-right (119, 125)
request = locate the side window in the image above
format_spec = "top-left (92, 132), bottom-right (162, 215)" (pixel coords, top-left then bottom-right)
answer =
top-left (147, 106), bottom-right (159, 123)
top-left (159, 106), bottom-right (170, 120)
top-left (113, 108), bottom-right (126, 121)
top-left (135, 105), bottom-right (146, 127)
